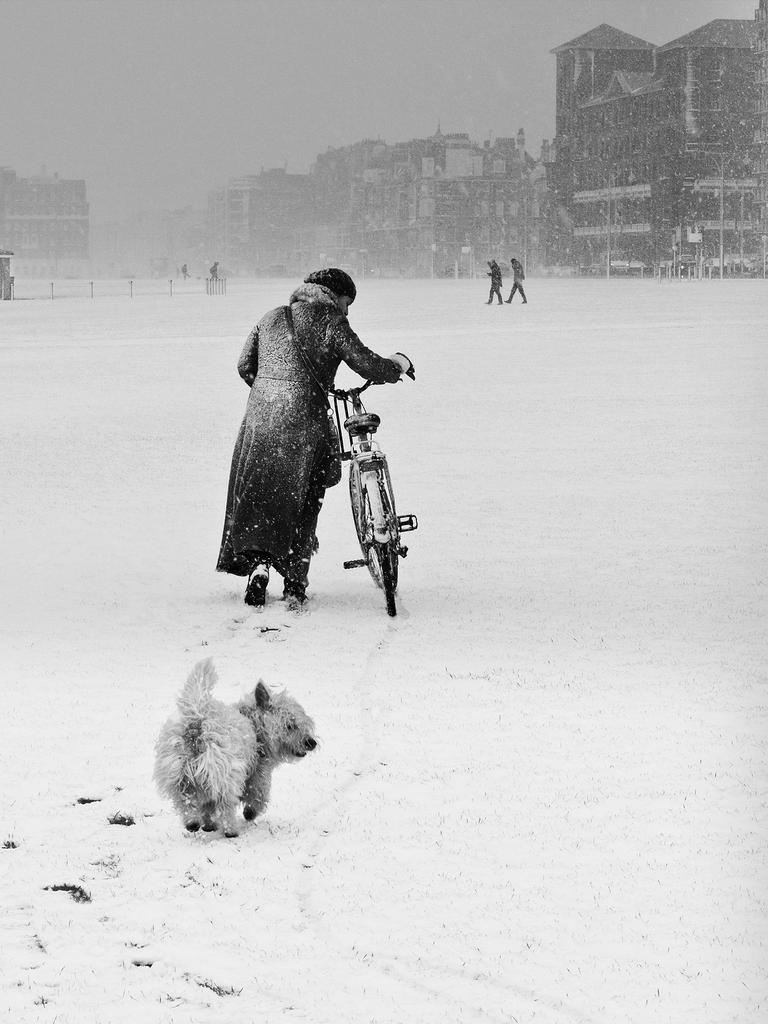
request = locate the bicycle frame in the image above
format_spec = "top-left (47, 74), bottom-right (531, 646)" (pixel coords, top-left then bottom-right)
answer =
top-left (330, 381), bottom-right (371, 461)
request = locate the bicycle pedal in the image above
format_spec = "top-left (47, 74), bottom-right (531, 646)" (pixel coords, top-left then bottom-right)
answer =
top-left (343, 558), bottom-right (367, 569)
top-left (398, 545), bottom-right (409, 558)
top-left (397, 514), bottom-right (418, 532)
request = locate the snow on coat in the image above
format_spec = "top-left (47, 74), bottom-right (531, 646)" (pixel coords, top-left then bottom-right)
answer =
top-left (216, 282), bottom-right (402, 578)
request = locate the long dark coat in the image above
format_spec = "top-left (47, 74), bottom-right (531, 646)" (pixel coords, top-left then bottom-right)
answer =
top-left (216, 282), bottom-right (401, 580)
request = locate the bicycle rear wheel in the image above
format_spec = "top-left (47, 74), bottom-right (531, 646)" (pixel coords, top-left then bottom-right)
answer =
top-left (349, 462), bottom-right (399, 616)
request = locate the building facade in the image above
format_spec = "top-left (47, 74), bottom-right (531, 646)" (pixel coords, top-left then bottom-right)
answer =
top-left (0, 249), bottom-right (12, 298)
top-left (204, 131), bottom-right (547, 278)
top-left (549, 20), bottom-right (760, 273)
top-left (757, 0), bottom-right (768, 232)
top-left (207, 169), bottom-right (313, 275)
top-left (310, 128), bottom-right (547, 278)
top-left (0, 167), bottom-right (89, 276)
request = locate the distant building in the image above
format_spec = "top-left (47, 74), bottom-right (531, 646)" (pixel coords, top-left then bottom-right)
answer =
top-left (90, 206), bottom-right (206, 278)
top-left (0, 167), bottom-right (89, 276)
top-left (204, 130), bottom-right (550, 278)
top-left (549, 20), bottom-right (760, 271)
top-left (756, 0), bottom-right (768, 230)
top-left (0, 249), bottom-right (12, 299)
top-left (207, 169), bottom-right (313, 275)
top-left (309, 127), bottom-right (546, 277)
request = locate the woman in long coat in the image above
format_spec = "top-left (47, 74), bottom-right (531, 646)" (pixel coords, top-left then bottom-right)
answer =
top-left (216, 268), bottom-right (413, 608)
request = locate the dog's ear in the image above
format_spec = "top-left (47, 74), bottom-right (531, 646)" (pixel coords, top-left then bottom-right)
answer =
top-left (255, 681), bottom-right (271, 710)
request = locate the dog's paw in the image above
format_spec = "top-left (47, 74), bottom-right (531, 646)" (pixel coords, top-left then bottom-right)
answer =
top-left (185, 821), bottom-right (201, 832)
top-left (223, 830), bottom-right (239, 839)
top-left (201, 823), bottom-right (217, 832)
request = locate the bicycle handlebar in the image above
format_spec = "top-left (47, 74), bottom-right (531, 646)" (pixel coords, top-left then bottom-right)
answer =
top-left (330, 380), bottom-right (374, 402)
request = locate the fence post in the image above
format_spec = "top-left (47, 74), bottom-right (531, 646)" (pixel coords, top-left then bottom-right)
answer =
top-left (169, 279), bottom-right (173, 297)
top-left (129, 279), bottom-right (133, 298)
top-left (90, 281), bottom-right (94, 299)
top-left (50, 282), bottom-right (54, 300)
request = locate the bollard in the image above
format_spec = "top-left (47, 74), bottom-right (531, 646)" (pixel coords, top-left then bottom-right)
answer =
top-left (90, 281), bottom-right (94, 299)
top-left (50, 282), bottom-right (54, 300)
top-left (169, 279), bottom-right (173, 297)
top-left (129, 279), bottom-right (133, 298)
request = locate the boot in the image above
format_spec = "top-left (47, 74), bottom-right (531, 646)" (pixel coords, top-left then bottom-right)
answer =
top-left (283, 579), bottom-right (307, 611)
top-left (244, 562), bottom-right (269, 606)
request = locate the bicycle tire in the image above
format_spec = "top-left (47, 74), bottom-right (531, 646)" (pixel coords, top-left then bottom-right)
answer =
top-left (375, 539), bottom-right (398, 617)
top-left (349, 461), bottom-right (399, 615)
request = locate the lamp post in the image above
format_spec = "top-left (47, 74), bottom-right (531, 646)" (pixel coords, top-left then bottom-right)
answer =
top-left (692, 148), bottom-right (728, 280)
top-left (522, 171), bottom-right (530, 274)
top-left (606, 170), bottom-right (616, 280)
top-left (717, 152), bottom-right (725, 280)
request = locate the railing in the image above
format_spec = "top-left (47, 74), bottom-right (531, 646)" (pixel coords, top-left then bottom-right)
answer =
top-left (4, 277), bottom-right (229, 300)
top-left (206, 276), bottom-right (227, 295)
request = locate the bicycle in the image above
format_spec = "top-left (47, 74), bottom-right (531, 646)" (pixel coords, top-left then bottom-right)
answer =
top-left (330, 382), bottom-right (417, 617)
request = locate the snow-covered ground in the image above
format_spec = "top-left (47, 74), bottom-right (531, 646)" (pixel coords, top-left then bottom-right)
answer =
top-left (1, 277), bottom-right (766, 1024)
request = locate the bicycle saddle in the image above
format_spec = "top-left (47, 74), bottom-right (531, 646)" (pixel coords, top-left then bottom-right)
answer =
top-left (344, 413), bottom-right (380, 435)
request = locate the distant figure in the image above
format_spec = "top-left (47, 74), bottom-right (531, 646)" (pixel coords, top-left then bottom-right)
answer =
top-left (210, 261), bottom-right (219, 280)
top-left (181, 263), bottom-right (189, 280)
top-left (505, 257), bottom-right (527, 303)
top-left (486, 260), bottom-right (503, 305)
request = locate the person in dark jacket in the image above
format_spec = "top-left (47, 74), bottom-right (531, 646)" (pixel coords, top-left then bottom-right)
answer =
top-left (216, 268), bottom-right (414, 608)
top-left (486, 260), bottom-right (503, 304)
top-left (505, 257), bottom-right (528, 303)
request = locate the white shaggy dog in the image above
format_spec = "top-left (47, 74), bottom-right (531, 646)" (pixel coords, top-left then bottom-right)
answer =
top-left (154, 658), bottom-right (317, 837)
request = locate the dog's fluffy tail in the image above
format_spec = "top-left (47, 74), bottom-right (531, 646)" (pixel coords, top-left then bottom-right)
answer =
top-left (176, 658), bottom-right (218, 728)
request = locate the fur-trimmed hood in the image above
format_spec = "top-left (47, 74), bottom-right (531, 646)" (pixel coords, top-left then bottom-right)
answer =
top-left (289, 281), bottom-right (346, 313)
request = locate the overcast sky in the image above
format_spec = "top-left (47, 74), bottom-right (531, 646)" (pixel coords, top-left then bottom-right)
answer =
top-left (0, 0), bottom-right (758, 221)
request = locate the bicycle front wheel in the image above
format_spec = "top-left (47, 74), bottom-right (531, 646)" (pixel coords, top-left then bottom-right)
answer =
top-left (349, 461), bottom-right (399, 616)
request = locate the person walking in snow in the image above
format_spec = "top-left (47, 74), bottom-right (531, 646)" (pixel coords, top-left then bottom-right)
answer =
top-left (216, 267), bottom-right (415, 609)
top-left (486, 260), bottom-right (503, 304)
top-left (209, 261), bottom-right (219, 280)
top-left (505, 257), bottom-right (528, 303)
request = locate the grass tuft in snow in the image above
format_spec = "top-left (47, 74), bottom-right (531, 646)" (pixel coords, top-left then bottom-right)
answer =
top-left (107, 811), bottom-right (135, 826)
top-left (192, 978), bottom-right (242, 998)
top-left (2, 838), bottom-right (18, 849)
top-left (44, 883), bottom-right (92, 903)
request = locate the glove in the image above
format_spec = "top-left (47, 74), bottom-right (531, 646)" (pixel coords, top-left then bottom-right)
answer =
top-left (389, 352), bottom-right (415, 380)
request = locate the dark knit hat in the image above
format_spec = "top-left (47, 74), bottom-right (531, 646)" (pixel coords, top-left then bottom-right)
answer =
top-left (304, 268), bottom-right (357, 303)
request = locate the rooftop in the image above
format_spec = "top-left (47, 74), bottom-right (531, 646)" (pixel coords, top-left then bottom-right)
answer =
top-left (552, 24), bottom-right (655, 54)
top-left (658, 19), bottom-right (757, 51)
